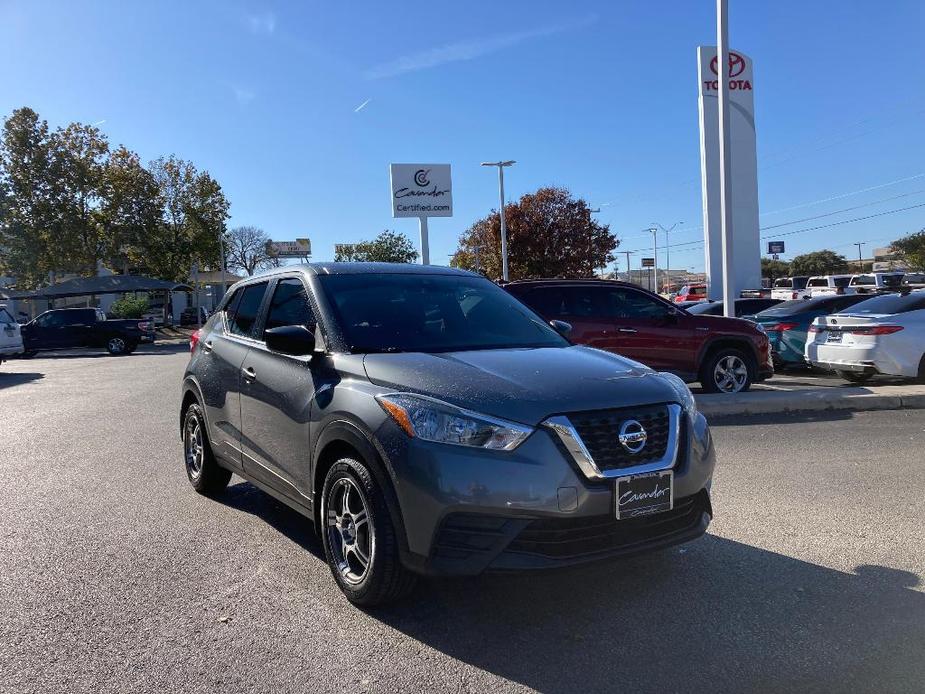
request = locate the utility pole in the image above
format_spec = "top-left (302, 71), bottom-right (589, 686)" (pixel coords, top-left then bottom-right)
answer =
top-left (854, 242), bottom-right (865, 267)
top-left (717, 0), bottom-right (735, 317)
top-left (622, 251), bottom-right (634, 284)
top-left (588, 208), bottom-right (600, 276)
top-left (481, 161), bottom-right (516, 281)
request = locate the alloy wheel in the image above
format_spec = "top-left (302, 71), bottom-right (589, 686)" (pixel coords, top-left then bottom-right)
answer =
top-left (713, 355), bottom-right (749, 393)
top-left (108, 337), bottom-right (125, 354)
top-left (184, 417), bottom-right (204, 477)
top-left (325, 477), bottom-right (373, 585)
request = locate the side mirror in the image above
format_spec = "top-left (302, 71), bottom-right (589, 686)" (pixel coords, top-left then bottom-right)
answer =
top-left (550, 319), bottom-right (572, 337)
top-left (265, 324), bottom-right (316, 356)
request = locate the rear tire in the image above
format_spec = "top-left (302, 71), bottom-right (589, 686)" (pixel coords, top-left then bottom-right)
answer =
top-left (839, 371), bottom-right (872, 384)
top-left (183, 402), bottom-right (231, 495)
top-left (107, 337), bottom-right (127, 355)
top-left (699, 348), bottom-right (754, 393)
top-left (916, 355), bottom-right (925, 385)
top-left (320, 457), bottom-right (416, 607)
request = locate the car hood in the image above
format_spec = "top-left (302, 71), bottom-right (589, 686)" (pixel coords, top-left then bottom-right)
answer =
top-left (362, 346), bottom-right (682, 425)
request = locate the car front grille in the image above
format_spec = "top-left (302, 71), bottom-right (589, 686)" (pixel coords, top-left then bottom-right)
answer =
top-left (504, 491), bottom-right (710, 560)
top-left (567, 404), bottom-right (671, 472)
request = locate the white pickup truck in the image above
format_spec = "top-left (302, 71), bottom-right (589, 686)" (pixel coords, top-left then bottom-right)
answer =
top-left (0, 305), bottom-right (24, 366)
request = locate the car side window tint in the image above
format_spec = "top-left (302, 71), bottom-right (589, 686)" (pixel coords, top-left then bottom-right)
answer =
top-left (524, 288), bottom-right (568, 317)
top-left (228, 282), bottom-right (268, 338)
top-left (604, 289), bottom-right (671, 319)
top-left (264, 278), bottom-right (314, 336)
top-left (561, 287), bottom-right (600, 317)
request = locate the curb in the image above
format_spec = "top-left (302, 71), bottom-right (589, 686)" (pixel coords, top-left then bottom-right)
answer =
top-left (696, 386), bottom-right (925, 418)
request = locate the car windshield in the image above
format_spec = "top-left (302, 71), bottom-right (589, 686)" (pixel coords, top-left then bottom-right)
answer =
top-left (318, 272), bottom-right (569, 353)
top-left (838, 293), bottom-right (925, 315)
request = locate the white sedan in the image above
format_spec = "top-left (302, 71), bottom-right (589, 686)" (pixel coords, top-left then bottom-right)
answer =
top-left (805, 291), bottom-right (925, 383)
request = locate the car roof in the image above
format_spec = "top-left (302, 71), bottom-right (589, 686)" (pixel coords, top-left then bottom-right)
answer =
top-left (248, 262), bottom-right (477, 279)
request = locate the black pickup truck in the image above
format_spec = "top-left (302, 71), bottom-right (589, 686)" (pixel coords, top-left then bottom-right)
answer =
top-left (21, 308), bottom-right (155, 356)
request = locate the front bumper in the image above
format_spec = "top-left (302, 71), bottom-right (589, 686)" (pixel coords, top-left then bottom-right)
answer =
top-left (378, 408), bottom-right (716, 576)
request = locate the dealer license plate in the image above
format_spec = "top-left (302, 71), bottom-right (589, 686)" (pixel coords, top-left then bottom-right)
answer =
top-left (615, 471), bottom-right (673, 520)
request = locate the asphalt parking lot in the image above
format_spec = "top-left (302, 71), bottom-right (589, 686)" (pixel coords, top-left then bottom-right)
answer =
top-left (2, 345), bottom-right (923, 693)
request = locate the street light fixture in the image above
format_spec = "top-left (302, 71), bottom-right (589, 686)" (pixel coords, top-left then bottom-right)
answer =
top-left (481, 160), bottom-right (516, 281)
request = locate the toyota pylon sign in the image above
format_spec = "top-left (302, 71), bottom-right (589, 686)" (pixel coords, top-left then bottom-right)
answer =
top-left (389, 164), bottom-right (453, 218)
top-left (697, 46), bottom-right (761, 300)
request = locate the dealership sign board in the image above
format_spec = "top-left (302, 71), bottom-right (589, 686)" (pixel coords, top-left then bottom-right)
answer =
top-left (267, 238), bottom-right (311, 257)
top-left (697, 46), bottom-right (761, 300)
top-left (389, 164), bottom-right (453, 218)
top-left (767, 241), bottom-right (785, 255)
top-left (641, 257), bottom-right (655, 268)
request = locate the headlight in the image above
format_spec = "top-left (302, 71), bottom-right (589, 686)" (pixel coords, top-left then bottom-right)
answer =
top-left (658, 372), bottom-right (697, 416)
top-left (376, 393), bottom-right (533, 450)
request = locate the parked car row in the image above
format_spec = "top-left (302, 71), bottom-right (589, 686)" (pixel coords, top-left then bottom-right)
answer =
top-left (770, 272), bottom-right (906, 300)
top-left (746, 290), bottom-right (925, 382)
top-left (2, 307), bottom-right (156, 358)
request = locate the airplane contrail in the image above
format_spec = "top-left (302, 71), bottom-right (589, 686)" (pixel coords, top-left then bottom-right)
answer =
top-left (353, 99), bottom-right (371, 113)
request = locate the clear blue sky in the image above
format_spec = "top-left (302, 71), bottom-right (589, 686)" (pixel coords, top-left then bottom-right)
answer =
top-left (2, 0), bottom-right (923, 271)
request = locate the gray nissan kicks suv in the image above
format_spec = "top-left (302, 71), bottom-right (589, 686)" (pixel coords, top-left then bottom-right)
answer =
top-left (180, 263), bottom-right (715, 605)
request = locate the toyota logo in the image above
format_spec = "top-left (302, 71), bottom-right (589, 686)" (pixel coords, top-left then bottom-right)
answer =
top-left (710, 51), bottom-right (746, 78)
top-left (618, 420), bottom-right (647, 454)
top-left (413, 168), bottom-right (431, 187)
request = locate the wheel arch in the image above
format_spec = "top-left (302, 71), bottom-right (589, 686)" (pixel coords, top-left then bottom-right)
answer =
top-left (311, 419), bottom-right (411, 559)
top-left (698, 336), bottom-right (759, 374)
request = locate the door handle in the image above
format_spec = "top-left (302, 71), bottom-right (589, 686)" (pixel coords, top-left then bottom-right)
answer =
top-left (618, 328), bottom-right (638, 334)
top-left (242, 366), bottom-right (257, 381)
top-left (202, 340), bottom-right (213, 352)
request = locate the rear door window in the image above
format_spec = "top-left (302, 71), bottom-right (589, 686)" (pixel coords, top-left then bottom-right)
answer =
top-left (228, 282), bottom-right (269, 338)
top-left (774, 278), bottom-right (792, 288)
top-left (604, 288), bottom-right (673, 318)
top-left (808, 278), bottom-right (827, 287)
top-left (851, 275), bottom-right (875, 286)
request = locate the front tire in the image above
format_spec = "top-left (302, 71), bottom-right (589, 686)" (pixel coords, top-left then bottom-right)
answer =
top-left (700, 348), bottom-right (754, 393)
top-left (320, 458), bottom-right (415, 606)
top-left (183, 403), bottom-right (231, 495)
top-left (107, 337), bottom-right (127, 355)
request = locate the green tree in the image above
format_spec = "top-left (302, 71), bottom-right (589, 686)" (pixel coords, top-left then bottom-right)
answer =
top-left (761, 257), bottom-right (790, 281)
top-left (450, 187), bottom-right (617, 280)
top-left (335, 230), bottom-right (419, 263)
top-left (46, 121), bottom-right (111, 275)
top-left (108, 296), bottom-right (149, 318)
top-left (0, 108), bottom-right (53, 288)
top-left (789, 250), bottom-right (848, 276)
top-left (892, 229), bottom-right (925, 271)
top-left (143, 156), bottom-right (230, 282)
top-left (102, 146), bottom-right (163, 273)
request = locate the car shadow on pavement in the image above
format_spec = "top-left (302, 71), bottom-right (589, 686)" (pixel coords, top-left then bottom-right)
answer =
top-left (0, 371), bottom-right (43, 389)
top-left (219, 480), bottom-right (325, 560)
top-left (17, 342), bottom-right (191, 359)
top-left (370, 535), bottom-right (924, 693)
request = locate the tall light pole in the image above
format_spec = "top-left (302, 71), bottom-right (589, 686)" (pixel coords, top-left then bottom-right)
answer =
top-left (653, 221), bottom-right (683, 293)
top-left (622, 251), bottom-right (634, 284)
top-left (649, 227), bottom-right (659, 293)
top-left (854, 242), bottom-right (865, 267)
top-left (717, 0), bottom-right (735, 318)
top-left (481, 160), bottom-right (516, 281)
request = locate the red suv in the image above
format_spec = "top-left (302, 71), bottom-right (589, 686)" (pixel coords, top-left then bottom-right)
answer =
top-left (505, 279), bottom-right (773, 393)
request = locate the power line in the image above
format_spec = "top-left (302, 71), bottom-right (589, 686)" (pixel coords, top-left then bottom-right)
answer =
top-left (759, 189), bottom-right (925, 231)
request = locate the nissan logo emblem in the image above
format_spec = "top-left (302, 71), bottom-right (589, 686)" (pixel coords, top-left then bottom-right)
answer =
top-left (710, 51), bottom-right (746, 78)
top-left (618, 419), bottom-right (647, 454)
